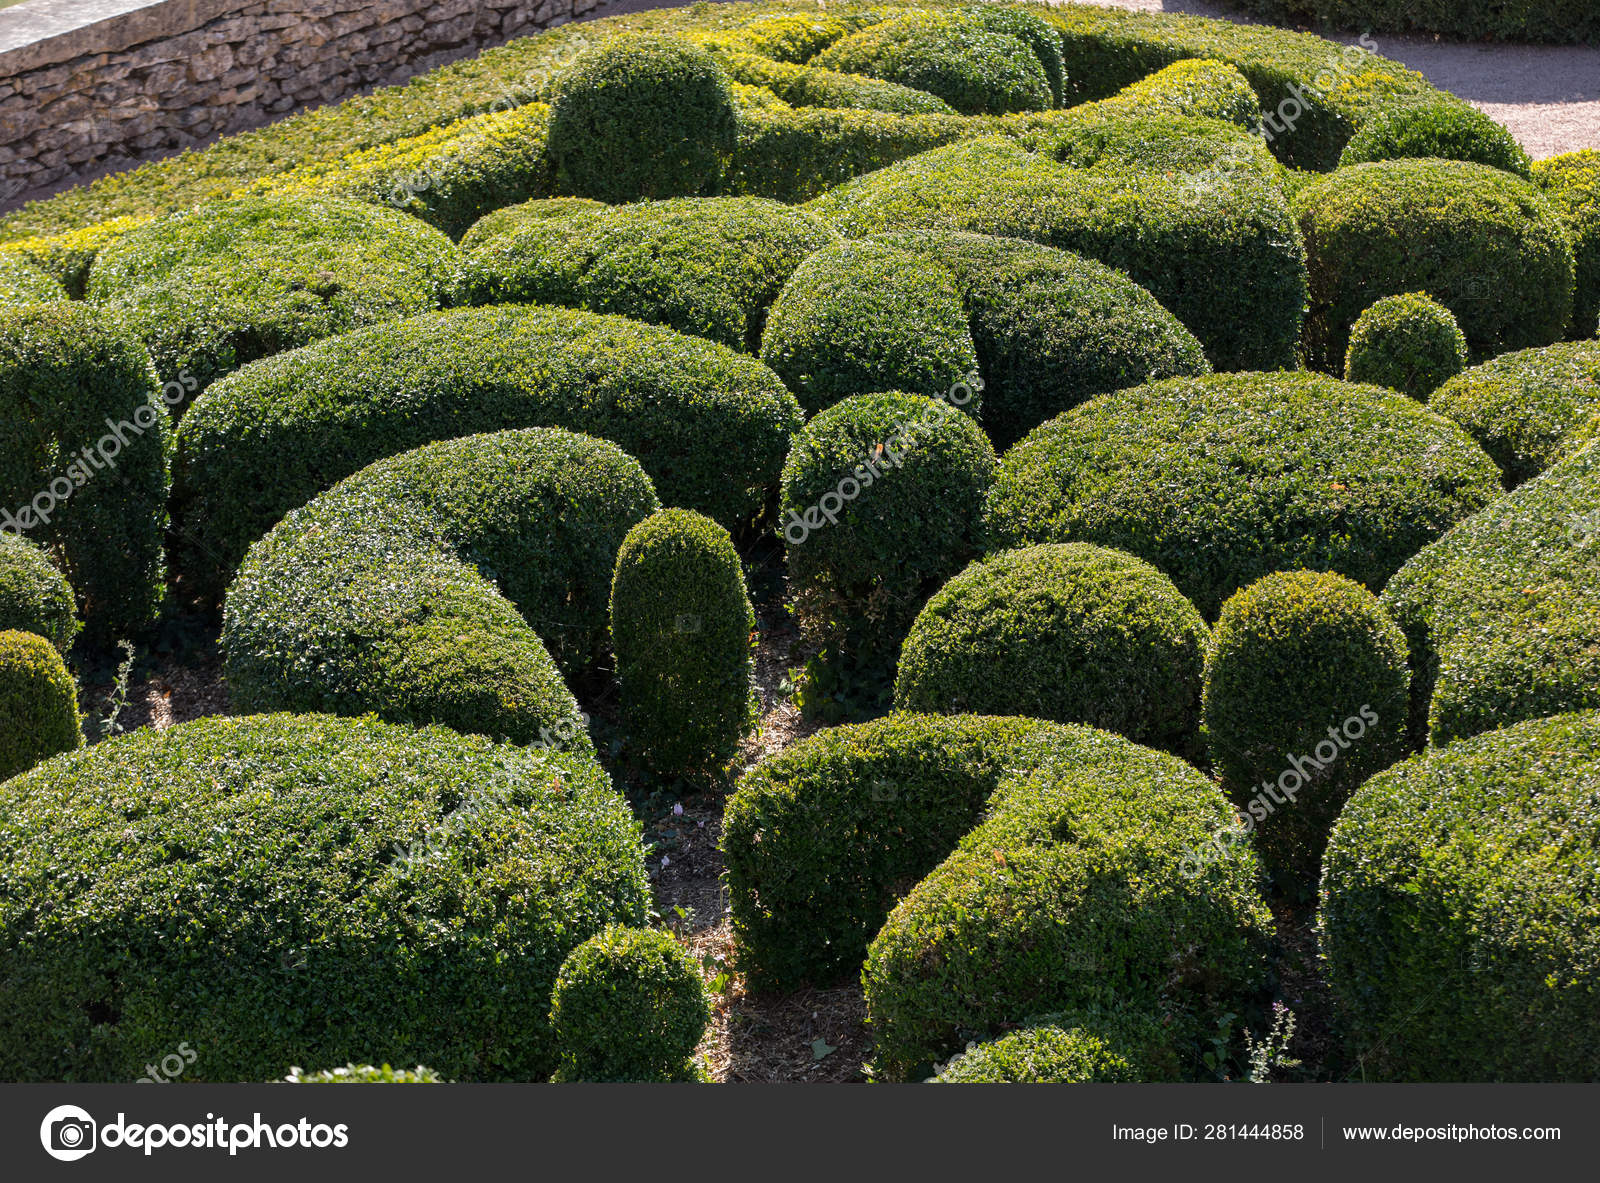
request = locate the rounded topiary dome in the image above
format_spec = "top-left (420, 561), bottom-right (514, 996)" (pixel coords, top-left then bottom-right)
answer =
top-left (1338, 98), bottom-right (1533, 180)
top-left (0, 534), bottom-right (78, 653)
top-left (547, 34), bottom-right (738, 204)
top-left (0, 629), bottom-right (82, 781)
top-left (1344, 292), bottom-right (1469, 401)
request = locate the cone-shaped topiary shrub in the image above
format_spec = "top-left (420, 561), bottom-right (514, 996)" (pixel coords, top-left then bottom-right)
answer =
top-left (1201, 570), bottom-right (1410, 899)
top-left (547, 34), bottom-right (738, 203)
top-left (1344, 292), bottom-right (1469, 401)
top-left (549, 925), bottom-right (712, 1082)
top-left (1338, 98), bottom-right (1533, 180)
top-left (610, 509), bottom-right (755, 781)
top-left (0, 303), bottom-right (168, 643)
top-left (1320, 709), bottom-right (1600, 1081)
top-left (0, 629), bottom-right (81, 781)
top-left (0, 534), bottom-right (78, 653)
top-left (895, 543), bottom-right (1210, 755)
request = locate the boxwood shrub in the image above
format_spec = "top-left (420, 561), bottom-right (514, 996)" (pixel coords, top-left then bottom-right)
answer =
top-left (0, 713), bottom-right (650, 1080)
top-left (722, 713), bottom-right (1072, 989)
top-left (1338, 97), bottom-right (1533, 180)
top-left (1533, 150), bottom-right (1600, 338)
top-left (1319, 710), bottom-right (1600, 1082)
top-left (808, 136), bottom-right (1307, 372)
top-left (0, 254), bottom-right (65, 306)
top-left (0, 303), bottom-right (168, 643)
top-left (86, 195), bottom-right (460, 395)
top-left (713, 51), bottom-right (956, 115)
top-left (813, 10), bottom-right (1056, 116)
top-left (1201, 570), bottom-right (1410, 899)
top-left (0, 629), bottom-right (82, 781)
top-left (0, 217), bottom-right (148, 297)
top-left (549, 925), bottom-right (712, 1082)
top-left (1068, 57), bottom-right (1260, 132)
top-left (1208, 0), bottom-right (1598, 46)
top-left (459, 197), bottom-right (606, 251)
top-left (286, 1064), bottom-right (443, 1083)
top-left (0, 534), bottom-right (79, 653)
top-left (458, 197), bottom-right (837, 352)
top-left (610, 510), bottom-right (755, 781)
top-left (759, 241), bottom-right (979, 415)
top-left (870, 229), bottom-right (1209, 450)
top-left (931, 1009), bottom-right (1181, 1083)
top-left (173, 304), bottom-right (802, 603)
top-left (863, 723), bottom-right (1273, 1080)
top-left (1427, 340), bottom-right (1600, 487)
top-left (985, 372), bottom-right (1502, 618)
top-left (895, 543), bottom-right (1210, 755)
top-left (225, 427), bottom-right (654, 739)
top-left (779, 391), bottom-right (995, 683)
top-left (1294, 159), bottom-right (1574, 370)
top-left (1344, 292), bottom-right (1469, 401)
top-left (547, 34), bottom-right (738, 203)
top-left (1380, 445), bottom-right (1600, 745)
top-left (704, 13), bottom-right (850, 62)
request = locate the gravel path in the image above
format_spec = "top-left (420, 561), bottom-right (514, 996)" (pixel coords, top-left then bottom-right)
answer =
top-left (1076, 0), bottom-right (1599, 158)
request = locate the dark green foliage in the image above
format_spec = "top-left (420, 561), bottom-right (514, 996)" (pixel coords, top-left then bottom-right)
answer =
top-left (895, 543), bottom-right (1210, 754)
top-left (459, 197), bottom-right (837, 352)
top-left (1533, 150), bottom-right (1600, 338)
top-left (722, 713), bottom-right (1070, 990)
top-left (0, 254), bottom-right (65, 305)
top-left (86, 195), bottom-right (460, 395)
top-left (549, 925), bottom-right (712, 1082)
top-left (985, 372), bottom-right (1502, 619)
top-left (173, 304), bottom-right (802, 603)
top-left (1208, 0), bottom-right (1598, 45)
top-left (863, 723), bottom-right (1273, 1080)
top-left (779, 391), bottom-right (996, 681)
top-left (224, 428), bottom-right (654, 741)
top-left (809, 135), bottom-right (1307, 372)
top-left (759, 241), bottom-right (979, 415)
top-left (1338, 98), bottom-right (1533, 180)
top-left (610, 510), bottom-right (755, 780)
top-left (548, 34), bottom-right (738, 203)
top-left (1320, 710), bottom-right (1600, 1082)
top-left (459, 197), bottom-right (606, 251)
top-left (286, 1064), bottom-right (443, 1083)
top-left (931, 1009), bottom-right (1181, 1083)
top-left (0, 534), bottom-right (79, 652)
top-left (814, 11), bottom-right (1055, 116)
top-left (0, 303), bottom-right (168, 643)
top-left (1380, 445), bottom-right (1600, 746)
top-left (1201, 570), bottom-right (1410, 898)
top-left (0, 630), bottom-right (81, 781)
top-left (1428, 341), bottom-right (1600, 487)
top-left (0, 713), bottom-right (650, 1080)
top-left (715, 51), bottom-right (957, 115)
top-left (1294, 160), bottom-right (1574, 370)
top-left (870, 229), bottom-right (1208, 450)
top-left (1344, 292), bottom-right (1469, 401)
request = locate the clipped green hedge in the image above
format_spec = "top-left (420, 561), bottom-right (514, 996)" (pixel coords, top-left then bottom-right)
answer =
top-left (1380, 445), bottom-right (1600, 745)
top-left (1344, 292), bottom-right (1469, 401)
top-left (0, 713), bottom-right (650, 1080)
top-left (0, 630), bottom-right (82, 782)
top-left (610, 509), bottom-right (755, 781)
top-left (985, 372), bottom-right (1501, 619)
top-left (0, 303), bottom-right (168, 644)
top-left (1201, 570), bottom-right (1410, 898)
top-left (549, 925), bottom-right (712, 1082)
top-left (1320, 710), bottom-right (1600, 1082)
top-left (548, 33), bottom-right (738, 203)
top-left (779, 391), bottom-right (995, 679)
top-left (870, 229), bottom-right (1208, 450)
top-left (1209, 0), bottom-right (1599, 46)
top-left (459, 197), bottom-right (837, 352)
top-left (225, 427), bottom-right (654, 739)
top-left (0, 218), bottom-right (149, 298)
top-left (1338, 97), bottom-right (1533, 180)
top-left (0, 254), bottom-right (65, 306)
top-left (1428, 341), bottom-right (1600, 487)
top-left (1295, 159), bottom-right (1574, 370)
top-left (1067, 57), bottom-right (1260, 132)
top-left (173, 303), bottom-right (802, 603)
top-left (1532, 150), bottom-right (1600, 338)
top-left (86, 195), bottom-right (460, 395)
top-left (814, 10), bottom-right (1056, 116)
top-left (0, 534), bottom-right (79, 653)
top-left (809, 135), bottom-right (1307, 372)
top-left (759, 241), bottom-right (979, 414)
top-left (931, 1009), bottom-right (1181, 1083)
top-left (714, 51), bottom-right (956, 114)
top-left (459, 197), bottom-right (605, 250)
top-left (723, 713), bottom-right (1071, 989)
top-left (864, 723), bottom-right (1272, 1080)
top-left (702, 12), bottom-right (850, 62)
top-left (895, 543), bottom-right (1210, 755)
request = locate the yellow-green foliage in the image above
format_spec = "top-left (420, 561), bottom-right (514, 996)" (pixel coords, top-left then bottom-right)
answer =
top-left (0, 629), bottom-right (82, 781)
top-left (0, 217), bottom-right (151, 297)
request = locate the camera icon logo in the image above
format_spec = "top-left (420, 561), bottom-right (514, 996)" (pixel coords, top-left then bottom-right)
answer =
top-left (40, 1104), bottom-right (97, 1162)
